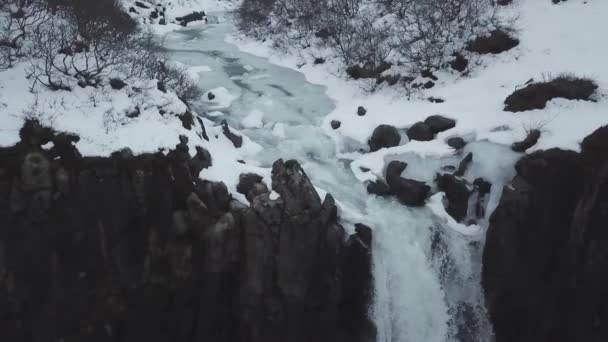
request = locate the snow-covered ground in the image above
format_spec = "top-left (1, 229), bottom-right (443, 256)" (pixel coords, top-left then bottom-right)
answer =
top-left (229, 0), bottom-right (608, 176)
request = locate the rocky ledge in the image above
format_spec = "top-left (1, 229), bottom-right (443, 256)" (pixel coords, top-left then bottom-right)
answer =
top-left (0, 120), bottom-right (375, 342)
top-left (483, 125), bottom-right (608, 342)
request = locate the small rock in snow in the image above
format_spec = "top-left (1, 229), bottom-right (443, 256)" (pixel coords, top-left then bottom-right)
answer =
top-left (357, 106), bottom-right (367, 116)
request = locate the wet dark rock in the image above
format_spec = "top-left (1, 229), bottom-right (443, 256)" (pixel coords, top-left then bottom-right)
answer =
top-left (189, 146), bottom-right (212, 176)
top-left (455, 152), bottom-right (473, 177)
top-left (407, 122), bottom-right (434, 141)
top-left (424, 115), bottom-right (456, 134)
top-left (178, 110), bottom-right (195, 130)
top-left (359, 167), bottom-right (370, 172)
top-left (331, 120), bottom-right (341, 129)
top-left (483, 125), bottom-right (608, 342)
top-left (127, 106), bottom-right (141, 118)
top-left (207, 91), bottom-right (216, 100)
top-left (221, 120), bottom-right (243, 148)
top-left (512, 129), bottom-right (541, 152)
top-left (423, 81), bottom-right (435, 89)
top-left (0, 122), bottom-right (377, 342)
top-left (447, 137), bottom-right (466, 150)
top-left (357, 106), bottom-right (367, 116)
top-left (369, 125), bottom-right (401, 152)
top-left (436, 173), bottom-right (470, 222)
top-left (386, 161), bottom-right (430, 206)
top-left (497, 0), bottom-right (513, 5)
top-left (449, 53), bottom-right (469, 72)
top-left (109, 78), bottom-right (127, 90)
top-left (473, 178), bottom-right (492, 218)
top-left (466, 30), bottom-right (519, 54)
top-left (135, 1), bottom-right (149, 9)
top-left (176, 11), bottom-right (206, 26)
top-left (367, 180), bottom-right (391, 197)
top-left (314, 57), bottom-right (325, 64)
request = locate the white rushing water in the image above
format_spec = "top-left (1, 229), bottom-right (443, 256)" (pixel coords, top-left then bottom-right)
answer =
top-left (163, 13), bottom-right (519, 342)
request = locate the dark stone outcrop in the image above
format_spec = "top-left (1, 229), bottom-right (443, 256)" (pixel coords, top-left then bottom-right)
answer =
top-left (0, 120), bottom-right (376, 342)
top-left (366, 180), bottom-right (391, 197)
top-left (511, 129), bottom-right (541, 152)
top-left (424, 115), bottom-right (456, 134)
top-left (346, 63), bottom-right (391, 80)
top-left (385, 161), bottom-right (430, 206)
top-left (331, 120), bottom-right (341, 129)
top-left (407, 122), bottom-right (434, 141)
top-left (221, 120), bottom-right (243, 148)
top-left (436, 173), bottom-right (470, 222)
top-left (176, 11), bottom-right (206, 26)
top-left (454, 152), bottom-right (473, 177)
top-left (483, 125), bottom-right (608, 342)
top-left (368, 125), bottom-right (400, 152)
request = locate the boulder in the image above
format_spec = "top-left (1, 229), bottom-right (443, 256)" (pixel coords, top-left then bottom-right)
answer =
top-left (483, 126), bottom-right (608, 342)
top-left (386, 161), bottom-right (430, 206)
top-left (436, 174), bottom-right (470, 222)
top-left (447, 137), bottom-right (466, 150)
top-left (368, 125), bottom-right (401, 152)
top-left (449, 53), bottom-right (468, 72)
top-left (366, 180), bottom-right (391, 197)
top-left (407, 122), bottom-right (434, 141)
top-left (221, 120), bottom-right (243, 148)
top-left (331, 120), bottom-right (341, 129)
top-left (357, 106), bottom-right (367, 116)
top-left (109, 78), bottom-right (127, 90)
top-left (424, 115), bottom-right (456, 134)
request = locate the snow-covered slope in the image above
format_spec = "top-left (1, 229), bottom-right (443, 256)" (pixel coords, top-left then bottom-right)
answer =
top-left (230, 0), bottom-right (608, 172)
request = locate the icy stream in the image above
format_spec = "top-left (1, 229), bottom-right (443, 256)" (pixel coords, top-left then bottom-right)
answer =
top-left (162, 13), bottom-right (518, 342)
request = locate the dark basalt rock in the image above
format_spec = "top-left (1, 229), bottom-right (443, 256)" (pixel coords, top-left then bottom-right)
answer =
top-left (221, 120), bottom-right (243, 148)
top-left (357, 106), bottom-right (367, 116)
top-left (366, 179), bottom-right (391, 197)
top-left (483, 125), bottom-right (608, 342)
top-left (207, 91), bottom-right (216, 100)
top-left (331, 120), bottom-right (341, 129)
top-left (0, 121), bottom-right (377, 342)
top-left (386, 161), bottom-right (430, 206)
top-left (314, 57), bottom-right (325, 64)
top-left (236, 173), bottom-right (267, 202)
top-left (368, 125), bottom-right (400, 152)
top-left (436, 173), bottom-right (469, 222)
top-left (447, 137), bottom-right (466, 150)
top-left (424, 115), bottom-right (456, 134)
top-left (455, 152), bottom-right (473, 177)
top-left (504, 76), bottom-right (597, 112)
top-left (407, 122), bottom-right (434, 141)
top-left (176, 11), bottom-right (206, 26)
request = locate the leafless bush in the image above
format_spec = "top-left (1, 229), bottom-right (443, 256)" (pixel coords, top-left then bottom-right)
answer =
top-left (392, 0), bottom-right (499, 71)
top-left (26, 9), bottom-right (156, 91)
top-left (0, 0), bottom-right (49, 69)
top-left (147, 59), bottom-right (203, 105)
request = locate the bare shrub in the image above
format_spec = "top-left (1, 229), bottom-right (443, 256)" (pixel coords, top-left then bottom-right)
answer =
top-left (26, 8), bottom-right (156, 91)
top-left (148, 59), bottom-right (203, 105)
top-left (0, 0), bottom-right (49, 69)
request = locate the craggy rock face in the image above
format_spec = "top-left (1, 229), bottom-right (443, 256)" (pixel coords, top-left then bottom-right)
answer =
top-left (0, 120), bottom-right (376, 342)
top-left (483, 125), bottom-right (608, 342)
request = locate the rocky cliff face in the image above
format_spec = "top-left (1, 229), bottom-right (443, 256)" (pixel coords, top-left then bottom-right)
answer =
top-left (483, 125), bottom-right (608, 342)
top-left (0, 120), bottom-right (375, 342)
